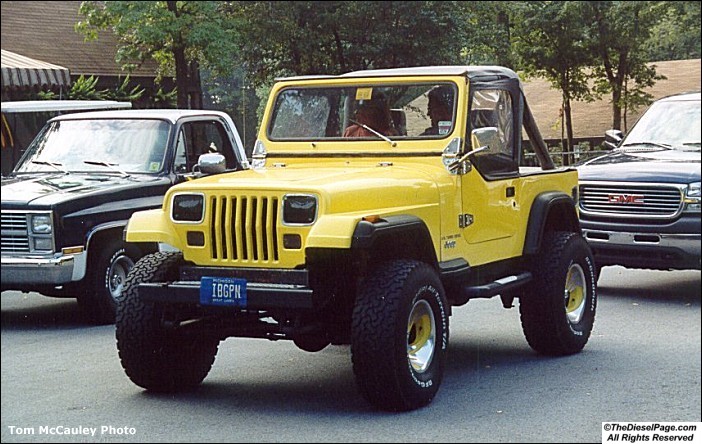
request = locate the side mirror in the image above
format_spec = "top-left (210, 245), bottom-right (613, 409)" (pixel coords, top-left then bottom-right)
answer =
top-left (604, 129), bottom-right (624, 150)
top-left (197, 153), bottom-right (226, 175)
top-left (470, 126), bottom-right (499, 157)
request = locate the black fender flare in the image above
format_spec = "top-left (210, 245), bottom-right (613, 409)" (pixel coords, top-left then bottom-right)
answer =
top-left (351, 215), bottom-right (437, 266)
top-left (523, 191), bottom-right (580, 256)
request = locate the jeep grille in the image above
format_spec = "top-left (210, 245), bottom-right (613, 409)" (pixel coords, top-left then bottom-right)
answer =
top-left (1, 211), bottom-right (30, 253)
top-left (579, 182), bottom-right (684, 219)
top-left (208, 195), bottom-right (280, 263)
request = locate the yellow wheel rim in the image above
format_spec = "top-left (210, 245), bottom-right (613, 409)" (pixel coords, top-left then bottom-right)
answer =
top-left (407, 300), bottom-right (436, 373)
top-left (564, 263), bottom-right (587, 324)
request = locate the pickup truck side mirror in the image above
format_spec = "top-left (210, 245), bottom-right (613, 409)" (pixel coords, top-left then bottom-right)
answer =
top-left (197, 153), bottom-right (227, 175)
top-left (604, 129), bottom-right (624, 150)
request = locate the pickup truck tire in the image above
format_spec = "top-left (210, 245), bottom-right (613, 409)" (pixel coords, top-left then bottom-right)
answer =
top-left (519, 231), bottom-right (597, 355)
top-left (351, 260), bottom-right (449, 411)
top-left (78, 240), bottom-right (137, 325)
top-left (116, 252), bottom-right (219, 392)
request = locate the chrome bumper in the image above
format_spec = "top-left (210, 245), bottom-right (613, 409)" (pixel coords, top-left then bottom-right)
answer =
top-left (1, 252), bottom-right (87, 286)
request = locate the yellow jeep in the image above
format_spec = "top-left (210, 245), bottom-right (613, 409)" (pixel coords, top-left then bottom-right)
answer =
top-left (118, 66), bottom-right (597, 411)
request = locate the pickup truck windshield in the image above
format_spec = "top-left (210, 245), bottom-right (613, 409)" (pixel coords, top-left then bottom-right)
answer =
top-left (14, 119), bottom-right (170, 174)
top-left (622, 99), bottom-right (701, 151)
top-left (267, 82), bottom-right (457, 141)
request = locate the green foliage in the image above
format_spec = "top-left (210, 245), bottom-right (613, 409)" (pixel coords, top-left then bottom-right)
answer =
top-left (230, 1), bottom-right (472, 87)
top-left (68, 75), bottom-right (109, 100)
top-left (643, 1), bottom-right (701, 61)
top-left (583, 1), bottom-right (669, 129)
top-left (105, 76), bottom-right (145, 102)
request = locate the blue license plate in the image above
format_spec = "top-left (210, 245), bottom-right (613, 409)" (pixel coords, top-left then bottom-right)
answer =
top-left (200, 277), bottom-right (247, 307)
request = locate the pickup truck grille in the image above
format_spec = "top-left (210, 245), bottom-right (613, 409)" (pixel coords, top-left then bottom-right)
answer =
top-left (208, 195), bottom-right (280, 263)
top-left (1, 211), bottom-right (30, 253)
top-left (579, 182), bottom-right (684, 219)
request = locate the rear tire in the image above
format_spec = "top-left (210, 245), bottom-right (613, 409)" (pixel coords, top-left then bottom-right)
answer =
top-left (351, 260), bottom-right (449, 411)
top-left (116, 252), bottom-right (219, 392)
top-left (520, 231), bottom-right (597, 355)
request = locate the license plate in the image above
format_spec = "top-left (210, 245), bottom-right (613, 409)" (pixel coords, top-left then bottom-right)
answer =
top-left (200, 277), bottom-right (247, 307)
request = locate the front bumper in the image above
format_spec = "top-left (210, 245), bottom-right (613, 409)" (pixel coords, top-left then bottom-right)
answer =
top-left (138, 265), bottom-right (315, 310)
top-left (139, 281), bottom-right (314, 310)
top-left (581, 226), bottom-right (701, 270)
top-left (1, 251), bottom-right (87, 288)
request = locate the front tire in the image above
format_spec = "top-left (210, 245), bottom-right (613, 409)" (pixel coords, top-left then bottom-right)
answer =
top-left (520, 231), bottom-right (597, 355)
top-left (351, 260), bottom-right (449, 411)
top-left (78, 240), bottom-right (137, 324)
top-left (116, 251), bottom-right (219, 392)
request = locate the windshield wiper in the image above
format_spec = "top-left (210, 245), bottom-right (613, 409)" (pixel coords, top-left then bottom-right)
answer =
top-left (348, 119), bottom-right (397, 147)
top-left (83, 160), bottom-right (130, 178)
top-left (619, 142), bottom-right (673, 151)
top-left (31, 160), bottom-right (69, 174)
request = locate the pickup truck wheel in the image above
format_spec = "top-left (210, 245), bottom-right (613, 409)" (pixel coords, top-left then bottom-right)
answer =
top-left (520, 231), bottom-right (597, 355)
top-left (351, 260), bottom-right (449, 411)
top-left (116, 252), bottom-right (219, 392)
top-left (78, 241), bottom-right (137, 325)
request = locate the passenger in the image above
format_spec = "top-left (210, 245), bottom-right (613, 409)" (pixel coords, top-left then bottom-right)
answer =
top-left (420, 86), bottom-right (454, 136)
top-left (344, 95), bottom-right (397, 137)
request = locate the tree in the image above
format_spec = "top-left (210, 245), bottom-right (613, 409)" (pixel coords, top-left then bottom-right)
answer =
top-left (583, 1), bottom-right (667, 130)
top-left (76, 1), bottom-right (239, 109)
top-left (228, 1), bottom-right (472, 87)
top-left (512, 1), bottom-right (596, 165)
top-left (643, 1), bottom-right (701, 62)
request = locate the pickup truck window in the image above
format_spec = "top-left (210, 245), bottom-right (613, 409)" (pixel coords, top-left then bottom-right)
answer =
top-left (15, 119), bottom-right (170, 174)
top-left (267, 83), bottom-right (458, 140)
top-left (174, 120), bottom-right (238, 173)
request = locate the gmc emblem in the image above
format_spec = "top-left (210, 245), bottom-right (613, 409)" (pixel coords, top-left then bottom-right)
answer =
top-left (608, 194), bottom-right (645, 204)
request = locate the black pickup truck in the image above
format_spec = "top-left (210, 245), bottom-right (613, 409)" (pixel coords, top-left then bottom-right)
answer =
top-left (1, 109), bottom-right (248, 323)
top-left (577, 92), bottom-right (701, 274)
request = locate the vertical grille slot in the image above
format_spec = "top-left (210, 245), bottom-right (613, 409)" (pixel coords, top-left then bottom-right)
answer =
top-left (208, 194), bottom-right (281, 263)
top-left (210, 197), bottom-right (218, 259)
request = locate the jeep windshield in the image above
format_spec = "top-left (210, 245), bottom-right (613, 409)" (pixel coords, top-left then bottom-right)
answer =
top-left (267, 82), bottom-right (458, 141)
top-left (621, 97), bottom-right (701, 152)
top-left (13, 119), bottom-right (170, 174)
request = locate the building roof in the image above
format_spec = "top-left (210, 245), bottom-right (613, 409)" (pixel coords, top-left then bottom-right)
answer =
top-left (1, 1), bottom-right (157, 78)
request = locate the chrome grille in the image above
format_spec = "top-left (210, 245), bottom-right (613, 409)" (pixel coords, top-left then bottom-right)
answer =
top-left (1, 212), bottom-right (30, 253)
top-left (579, 182), bottom-right (684, 219)
top-left (209, 195), bottom-right (280, 263)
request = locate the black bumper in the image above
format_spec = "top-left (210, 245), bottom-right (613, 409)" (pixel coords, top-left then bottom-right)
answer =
top-left (580, 215), bottom-right (701, 270)
top-left (138, 265), bottom-right (315, 310)
top-left (138, 281), bottom-right (314, 309)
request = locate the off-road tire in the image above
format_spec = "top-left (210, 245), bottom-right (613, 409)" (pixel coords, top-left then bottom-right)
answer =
top-left (351, 260), bottom-right (449, 411)
top-left (116, 251), bottom-right (219, 392)
top-left (520, 231), bottom-right (597, 355)
top-left (78, 239), bottom-right (138, 325)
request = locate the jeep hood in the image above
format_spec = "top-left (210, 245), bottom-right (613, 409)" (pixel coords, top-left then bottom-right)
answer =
top-left (175, 163), bottom-right (448, 212)
top-left (577, 149), bottom-right (701, 184)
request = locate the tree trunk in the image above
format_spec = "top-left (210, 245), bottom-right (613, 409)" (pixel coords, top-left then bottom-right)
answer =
top-left (168, 1), bottom-right (189, 110)
top-left (189, 60), bottom-right (203, 110)
top-left (564, 97), bottom-right (574, 166)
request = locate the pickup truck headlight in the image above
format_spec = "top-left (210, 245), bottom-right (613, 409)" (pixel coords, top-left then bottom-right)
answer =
top-left (283, 194), bottom-right (317, 225)
top-left (684, 182), bottom-right (701, 212)
top-left (172, 193), bottom-right (205, 222)
top-left (31, 214), bottom-right (52, 234)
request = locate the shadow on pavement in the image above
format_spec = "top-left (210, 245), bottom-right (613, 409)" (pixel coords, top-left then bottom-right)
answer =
top-left (0, 292), bottom-right (93, 330)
